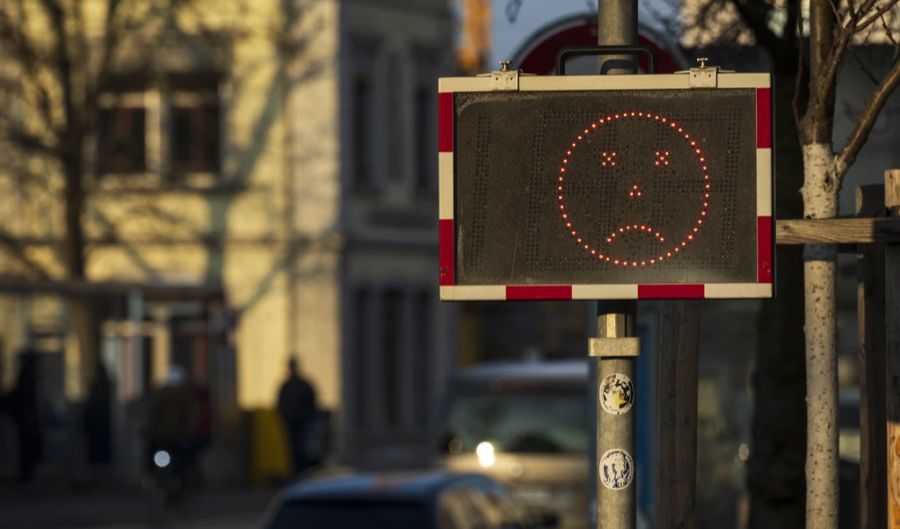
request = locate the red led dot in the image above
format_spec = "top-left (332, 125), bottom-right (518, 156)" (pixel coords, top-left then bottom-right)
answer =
top-left (591, 124), bottom-right (597, 129)
top-left (701, 211), bottom-right (707, 216)
top-left (681, 242), bottom-right (687, 247)
top-left (705, 184), bottom-right (711, 189)
top-left (632, 261), bottom-right (638, 266)
top-left (559, 205), bottom-right (565, 210)
top-left (566, 222), bottom-right (572, 228)
top-left (675, 248), bottom-right (680, 252)
top-left (693, 227), bottom-right (699, 233)
top-left (591, 249), bottom-right (596, 255)
top-left (688, 235), bottom-right (693, 240)
top-left (650, 259), bottom-right (656, 264)
top-left (641, 261), bottom-right (646, 266)
top-left (697, 219), bottom-right (703, 225)
top-left (667, 252), bottom-right (672, 257)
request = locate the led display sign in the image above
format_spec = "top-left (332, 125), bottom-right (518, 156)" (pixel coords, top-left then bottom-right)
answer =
top-left (438, 73), bottom-right (773, 301)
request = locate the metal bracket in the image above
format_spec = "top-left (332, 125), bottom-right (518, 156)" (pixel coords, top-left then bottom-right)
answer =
top-left (676, 57), bottom-right (727, 88)
top-left (589, 337), bottom-right (641, 358)
top-left (486, 60), bottom-right (520, 91)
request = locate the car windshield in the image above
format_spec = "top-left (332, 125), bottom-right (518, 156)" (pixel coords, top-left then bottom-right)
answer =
top-left (439, 391), bottom-right (589, 454)
top-left (266, 500), bottom-right (430, 529)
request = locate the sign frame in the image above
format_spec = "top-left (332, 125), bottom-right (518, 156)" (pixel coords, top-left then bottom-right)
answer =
top-left (438, 72), bottom-right (773, 301)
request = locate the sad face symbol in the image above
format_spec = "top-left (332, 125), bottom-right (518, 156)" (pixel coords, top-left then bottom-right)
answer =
top-left (556, 111), bottom-right (710, 268)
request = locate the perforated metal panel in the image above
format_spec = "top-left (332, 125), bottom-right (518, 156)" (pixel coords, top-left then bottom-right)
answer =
top-left (438, 74), bottom-right (773, 300)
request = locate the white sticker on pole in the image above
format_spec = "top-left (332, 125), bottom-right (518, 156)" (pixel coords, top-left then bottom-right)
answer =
top-left (599, 448), bottom-right (634, 490)
top-left (599, 373), bottom-right (634, 415)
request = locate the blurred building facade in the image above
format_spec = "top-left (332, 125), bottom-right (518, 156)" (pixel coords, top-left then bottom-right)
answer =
top-left (0, 0), bottom-right (455, 483)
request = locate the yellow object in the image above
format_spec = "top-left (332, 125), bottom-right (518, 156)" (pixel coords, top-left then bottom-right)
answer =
top-left (250, 408), bottom-right (291, 486)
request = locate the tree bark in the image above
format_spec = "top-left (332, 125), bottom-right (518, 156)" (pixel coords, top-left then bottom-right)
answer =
top-left (801, 142), bottom-right (839, 529)
top-left (63, 140), bottom-right (96, 393)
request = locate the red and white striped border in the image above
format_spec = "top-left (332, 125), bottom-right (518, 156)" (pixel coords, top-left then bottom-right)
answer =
top-left (438, 74), bottom-right (773, 300)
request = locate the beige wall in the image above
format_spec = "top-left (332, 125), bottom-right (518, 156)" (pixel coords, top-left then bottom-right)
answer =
top-left (0, 0), bottom-right (345, 413)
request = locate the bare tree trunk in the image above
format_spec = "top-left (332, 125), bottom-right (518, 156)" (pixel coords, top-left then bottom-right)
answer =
top-left (801, 142), bottom-right (839, 529)
top-left (63, 144), bottom-right (96, 394)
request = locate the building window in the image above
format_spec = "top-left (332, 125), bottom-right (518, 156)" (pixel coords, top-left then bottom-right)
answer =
top-left (414, 85), bottom-right (435, 194)
top-left (413, 289), bottom-right (433, 427)
top-left (353, 76), bottom-right (374, 190)
top-left (353, 287), bottom-right (373, 430)
top-left (381, 288), bottom-right (403, 428)
top-left (97, 101), bottom-right (146, 174)
top-left (385, 53), bottom-right (403, 183)
top-left (170, 74), bottom-right (221, 176)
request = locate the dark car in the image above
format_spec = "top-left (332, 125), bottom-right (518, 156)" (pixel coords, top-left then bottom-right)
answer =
top-left (261, 470), bottom-right (556, 529)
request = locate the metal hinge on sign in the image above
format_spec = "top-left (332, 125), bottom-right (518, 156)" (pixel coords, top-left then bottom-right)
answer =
top-left (484, 60), bottom-right (519, 91)
top-left (676, 57), bottom-right (731, 88)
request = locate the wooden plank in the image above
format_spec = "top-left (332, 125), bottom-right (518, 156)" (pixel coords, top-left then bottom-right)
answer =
top-left (857, 184), bottom-right (887, 529)
top-left (656, 301), bottom-right (699, 529)
top-left (776, 217), bottom-right (900, 245)
top-left (886, 170), bottom-right (900, 529)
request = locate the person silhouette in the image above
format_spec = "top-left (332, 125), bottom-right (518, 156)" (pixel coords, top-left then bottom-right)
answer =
top-left (277, 357), bottom-right (317, 475)
top-left (6, 349), bottom-right (43, 483)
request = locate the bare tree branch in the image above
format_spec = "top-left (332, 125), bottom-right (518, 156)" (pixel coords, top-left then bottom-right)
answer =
top-left (854, 0), bottom-right (900, 34)
top-left (835, 57), bottom-right (900, 179)
top-left (0, 227), bottom-right (51, 278)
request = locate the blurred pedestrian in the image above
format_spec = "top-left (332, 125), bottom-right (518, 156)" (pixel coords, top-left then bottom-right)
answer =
top-left (3, 349), bottom-right (43, 483)
top-left (142, 366), bottom-right (199, 476)
top-left (84, 361), bottom-right (113, 467)
top-left (189, 379), bottom-right (212, 484)
top-left (277, 357), bottom-right (317, 475)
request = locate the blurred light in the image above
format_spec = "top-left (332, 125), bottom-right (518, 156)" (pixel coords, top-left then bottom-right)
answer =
top-left (738, 443), bottom-right (750, 461)
top-left (154, 450), bottom-right (171, 468)
top-left (476, 441), bottom-right (495, 468)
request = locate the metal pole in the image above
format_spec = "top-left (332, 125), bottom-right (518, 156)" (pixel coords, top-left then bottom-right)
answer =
top-left (597, 0), bottom-right (638, 74)
top-left (591, 303), bottom-right (639, 529)
top-left (593, 1), bottom-right (639, 528)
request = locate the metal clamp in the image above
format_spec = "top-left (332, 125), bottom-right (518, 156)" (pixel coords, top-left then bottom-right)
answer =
top-left (589, 337), bottom-right (641, 358)
top-left (480, 60), bottom-right (520, 91)
top-left (676, 57), bottom-right (734, 88)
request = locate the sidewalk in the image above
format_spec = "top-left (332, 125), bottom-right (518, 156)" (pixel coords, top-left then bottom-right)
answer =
top-left (0, 485), bottom-right (275, 529)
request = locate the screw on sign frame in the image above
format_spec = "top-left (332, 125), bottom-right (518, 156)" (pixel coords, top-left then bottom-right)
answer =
top-left (437, 72), bottom-right (774, 301)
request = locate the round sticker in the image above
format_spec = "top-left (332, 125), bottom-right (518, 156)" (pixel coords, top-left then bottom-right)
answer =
top-left (599, 448), bottom-right (634, 491)
top-left (599, 373), bottom-right (634, 415)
